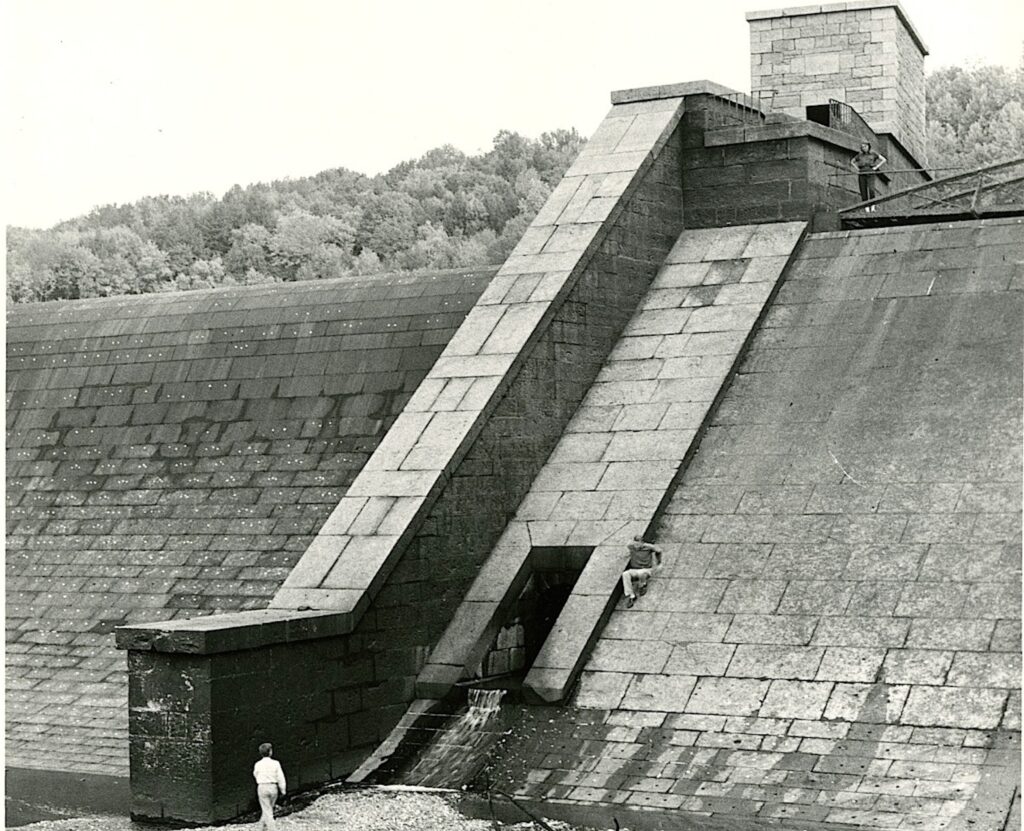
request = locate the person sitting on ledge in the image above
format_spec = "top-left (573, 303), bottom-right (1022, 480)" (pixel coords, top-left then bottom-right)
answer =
top-left (851, 141), bottom-right (887, 202)
top-left (622, 535), bottom-right (663, 608)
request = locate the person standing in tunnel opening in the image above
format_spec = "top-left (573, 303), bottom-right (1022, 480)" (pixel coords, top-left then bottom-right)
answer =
top-left (851, 141), bottom-right (887, 201)
top-left (622, 535), bottom-right (663, 608)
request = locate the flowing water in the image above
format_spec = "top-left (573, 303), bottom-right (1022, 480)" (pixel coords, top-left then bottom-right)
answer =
top-left (396, 688), bottom-right (507, 788)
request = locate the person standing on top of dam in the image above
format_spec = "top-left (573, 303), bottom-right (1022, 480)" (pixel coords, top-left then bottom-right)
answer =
top-left (622, 535), bottom-right (663, 608)
top-left (253, 742), bottom-right (287, 830)
top-left (851, 141), bottom-right (887, 201)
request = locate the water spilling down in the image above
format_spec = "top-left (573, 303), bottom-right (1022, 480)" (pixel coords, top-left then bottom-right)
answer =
top-left (394, 688), bottom-right (507, 788)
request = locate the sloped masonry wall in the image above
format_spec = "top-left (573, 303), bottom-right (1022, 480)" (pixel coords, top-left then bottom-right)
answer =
top-left (482, 218), bottom-right (1023, 831)
top-left (5, 270), bottom-right (492, 779)
top-left (414, 221), bottom-right (807, 705)
top-left (117, 89), bottom-right (693, 823)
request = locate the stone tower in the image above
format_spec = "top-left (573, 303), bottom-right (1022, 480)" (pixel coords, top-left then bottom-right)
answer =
top-left (747, 0), bottom-right (928, 165)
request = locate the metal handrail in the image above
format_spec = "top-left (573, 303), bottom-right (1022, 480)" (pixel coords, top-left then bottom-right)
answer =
top-left (829, 167), bottom-right (970, 178)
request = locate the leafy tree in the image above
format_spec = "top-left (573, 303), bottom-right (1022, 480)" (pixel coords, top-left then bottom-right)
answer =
top-left (355, 191), bottom-right (422, 260)
top-left (224, 223), bottom-right (274, 279)
top-left (269, 208), bottom-right (355, 280)
top-left (6, 228), bottom-right (103, 302)
top-left (7, 127), bottom-right (585, 302)
top-left (926, 60), bottom-right (1024, 171)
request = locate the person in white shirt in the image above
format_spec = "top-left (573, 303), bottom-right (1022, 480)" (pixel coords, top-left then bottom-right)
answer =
top-left (253, 742), bottom-right (286, 830)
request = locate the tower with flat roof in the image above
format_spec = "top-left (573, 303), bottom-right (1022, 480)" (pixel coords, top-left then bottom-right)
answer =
top-left (748, 1), bottom-right (928, 165)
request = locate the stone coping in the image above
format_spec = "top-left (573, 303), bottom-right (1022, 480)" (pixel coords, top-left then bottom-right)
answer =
top-left (611, 80), bottom-right (739, 105)
top-left (745, 1), bottom-right (928, 55)
top-left (705, 118), bottom-right (868, 152)
top-left (6, 264), bottom-right (498, 321)
top-left (115, 608), bottom-right (353, 654)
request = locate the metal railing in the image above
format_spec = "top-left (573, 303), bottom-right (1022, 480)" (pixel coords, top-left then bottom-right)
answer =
top-left (704, 90), bottom-right (775, 130)
top-left (838, 158), bottom-right (1024, 215)
top-left (827, 99), bottom-right (876, 144)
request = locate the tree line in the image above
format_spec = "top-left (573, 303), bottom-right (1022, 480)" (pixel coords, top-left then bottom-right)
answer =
top-left (7, 61), bottom-right (1022, 305)
top-left (6, 129), bottom-right (584, 303)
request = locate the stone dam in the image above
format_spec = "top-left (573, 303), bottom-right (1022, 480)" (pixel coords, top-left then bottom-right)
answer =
top-left (6, 2), bottom-right (1023, 829)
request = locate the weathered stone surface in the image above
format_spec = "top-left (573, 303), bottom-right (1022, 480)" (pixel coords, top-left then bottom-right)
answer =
top-left (5, 268), bottom-right (493, 778)
top-left (901, 688), bottom-right (1010, 729)
top-left (485, 218), bottom-right (1022, 831)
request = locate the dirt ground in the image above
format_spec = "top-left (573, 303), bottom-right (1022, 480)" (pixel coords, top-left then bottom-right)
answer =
top-left (16, 788), bottom-right (585, 831)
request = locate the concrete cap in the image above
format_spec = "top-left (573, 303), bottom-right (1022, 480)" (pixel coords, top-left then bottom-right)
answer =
top-left (745, 1), bottom-right (928, 55)
top-left (611, 79), bottom-right (739, 105)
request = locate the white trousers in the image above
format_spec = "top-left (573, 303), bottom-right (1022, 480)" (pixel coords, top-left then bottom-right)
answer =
top-left (257, 783), bottom-right (279, 830)
top-left (622, 567), bottom-right (653, 598)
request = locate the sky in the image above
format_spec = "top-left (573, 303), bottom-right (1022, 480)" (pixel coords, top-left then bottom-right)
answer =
top-left (2, 0), bottom-right (1022, 229)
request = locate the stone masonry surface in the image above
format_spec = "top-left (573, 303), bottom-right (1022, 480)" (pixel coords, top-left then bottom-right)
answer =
top-left (748, 1), bottom-right (928, 165)
top-left (5, 268), bottom-right (492, 777)
top-left (484, 217), bottom-right (1023, 831)
top-left (417, 221), bottom-right (807, 704)
top-left (270, 94), bottom-right (688, 617)
top-left (115, 93), bottom-right (691, 823)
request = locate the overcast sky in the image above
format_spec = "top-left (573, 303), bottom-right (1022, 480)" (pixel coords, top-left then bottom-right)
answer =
top-left (3, 0), bottom-right (1022, 229)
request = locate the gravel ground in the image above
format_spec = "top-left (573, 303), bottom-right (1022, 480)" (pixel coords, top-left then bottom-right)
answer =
top-left (16, 789), bottom-right (585, 831)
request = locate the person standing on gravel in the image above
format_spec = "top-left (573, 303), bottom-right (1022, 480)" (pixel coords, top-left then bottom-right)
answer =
top-left (253, 742), bottom-right (286, 830)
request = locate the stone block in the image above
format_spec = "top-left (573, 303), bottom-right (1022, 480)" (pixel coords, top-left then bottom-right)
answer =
top-left (441, 305), bottom-right (508, 357)
top-left (641, 578), bottom-right (725, 613)
top-left (525, 666), bottom-right (575, 703)
top-left (665, 643), bottom-right (736, 676)
top-left (589, 639), bottom-right (672, 674)
top-left (946, 653), bottom-right (1021, 689)
top-left (596, 460), bottom-right (677, 491)
top-left (816, 647), bottom-right (885, 682)
top-left (812, 617), bottom-right (909, 647)
top-left (345, 469), bottom-right (440, 498)
top-left (583, 115), bottom-right (634, 153)
top-left (615, 110), bottom-right (678, 153)
top-left (823, 683), bottom-right (909, 723)
top-left (320, 535), bottom-right (398, 590)
top-left (566, 151), bottom-right (650, 177)
top-left (759, 680), bottom-right (833, 718)
top-left (531, 463), bottom-right (607, 492)
top-left (906, 619), bottom-right (995, 650)
top-left (480, 302), bottom-right (548, 355)
top-left (277, 535), bottom-right (349, 589)
top-left (727, 645), bottom-right (825, 680)
top-left (547, 432), bottom-right (615, 464)
top-left (602, 430), bottom-right (696, 462)
top-left (611, 403), bottom-right (671, 431)
top-left (726, 614), bottom-right (817, 645)
top-left (575, 671), bottom-right (631, 709)
top-left (963, 583), bottom-right (1021, 620)
top-left (430, 352), bottom-right (516, 378)
top-left (901, 687), bottom-right (1009, 729)
top-left (686, 677), bottom-right (770, 715)
top-left (881, 650), bottom-right (954, 685)
top-left (621, 674), bottom-right (697, 712)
